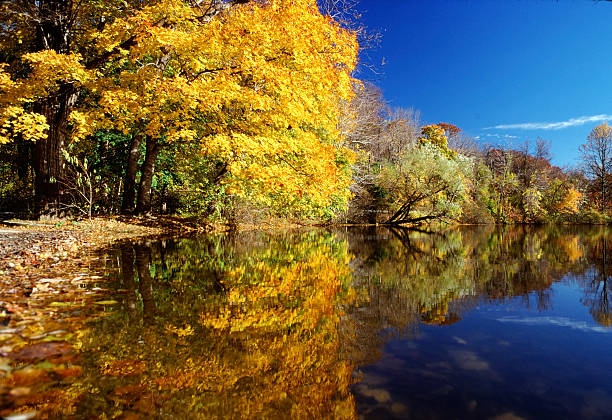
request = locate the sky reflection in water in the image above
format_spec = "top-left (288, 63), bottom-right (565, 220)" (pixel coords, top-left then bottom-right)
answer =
top-left (348, 226), bottom-right (612, 420)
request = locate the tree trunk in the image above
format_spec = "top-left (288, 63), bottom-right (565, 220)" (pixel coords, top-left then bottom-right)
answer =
top-left (32, 1), bottom-right (75, 216)
top-left (33, 83), bottom-right (76, 215)
top-left (135, 138), bottom-right (161, 215)
top-left (16, 140), bottom-right (32, 180)
top-left (602, 174), bottom-right (606, 214)
top-left (121, 134), bottom-right (144, 214)
top-left (120, 245), bottom-right (138, 319)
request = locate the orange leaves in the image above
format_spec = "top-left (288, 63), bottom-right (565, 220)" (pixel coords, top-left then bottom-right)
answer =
top-left (437, 122), bottom-right (461, 137)
top-left (100, 359), bottom-right (146, 377)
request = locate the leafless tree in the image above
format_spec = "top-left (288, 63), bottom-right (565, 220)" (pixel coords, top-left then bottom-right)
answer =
top-left (376, 107), bottom-right (420, 163)
top-left (580, 123), bottom-right (612, 213)
top-left (448, 132), bottom-right (480, 157)
top-left (317, 0), bottom-right (381, 76)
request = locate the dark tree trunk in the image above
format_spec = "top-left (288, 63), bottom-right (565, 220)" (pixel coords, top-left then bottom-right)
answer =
top-left (16, 140), bottom-right (32, 181)
top-left (31, 1), bottom-right (75, 216)
top-left (36, 1), bottom-right (72, 54)
top-left (602, 173), bottom-right (606, 213)
top-left (121, 135), bottom-right (144, 214)
top-left (33, 83), bottom-right (76, 215)
top-left (120, 245), bottom-right (138, 319)
top-left (135, 138), bottom-right (161, 215)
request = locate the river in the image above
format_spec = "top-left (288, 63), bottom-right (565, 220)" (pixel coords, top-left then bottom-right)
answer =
top-left (3, 225), bottom-right (612, 419)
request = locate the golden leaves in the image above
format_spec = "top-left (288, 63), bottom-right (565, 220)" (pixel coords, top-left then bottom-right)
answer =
top-left (23, 51), bottom-right (91, 89)
top-left (83, 0), bottom-right (359, 215)
top-left (0, 106), bottom-right (48, 143)
top-left (100, 359), bottom-right (146, 377)
top-left (164, 323), bottom-right (195, 337)
top-left (0, 51), bottom-right (92, 143)
top-left (1, 0), bottom-right (359, 213)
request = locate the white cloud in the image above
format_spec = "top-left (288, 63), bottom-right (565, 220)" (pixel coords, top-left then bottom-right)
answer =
top-left (485, 114), bottom-right (612, 130)
top-left (484, 133), bottom-right (518, 139)
top-left (449, 350), bottom-right (491, 371)
top-left (497, 316), bottom-right (611, 333)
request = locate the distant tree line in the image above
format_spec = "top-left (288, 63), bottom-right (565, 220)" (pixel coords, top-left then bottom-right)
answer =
top-left (337, 83), bottom-right (609, 226)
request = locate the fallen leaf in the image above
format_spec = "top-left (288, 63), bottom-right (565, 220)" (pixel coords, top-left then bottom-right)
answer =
top-left (7, 368), bottom-right (51, 386)
top-left (8, 342), bottom-right (73, 361)
top-left (52, 365), bottom-right (82, 379)
top-left (48, 302), bottom-right (72, 307)
top-left (9, 387), bottom-right (31, 397)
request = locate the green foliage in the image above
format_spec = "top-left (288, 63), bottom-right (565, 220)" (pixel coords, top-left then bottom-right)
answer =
top-left (377, 143), bottom-right (471, 224)
top-left (0, 140), bottom-right (34, 214)
top-left (460, 159), bottom-right (495, 224)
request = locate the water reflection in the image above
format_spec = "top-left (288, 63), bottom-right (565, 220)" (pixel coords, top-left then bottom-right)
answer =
top-left (5, 226), bottom-right (612, 418)
top-left (581, 236), bottom-right (612, 327)
top-left (342, 225), bottom-right (612, 419)
top-left (343, 225), bottom-right (612, 338)
top-left (76, 232), bottom-right (357, 419)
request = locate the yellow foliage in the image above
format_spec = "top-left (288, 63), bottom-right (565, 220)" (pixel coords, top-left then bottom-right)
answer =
top-left (0, 51), bottom-right (92, 143)
top-left (0, 0), bottom-right (359, 214)
top-left (72, 234), bottom-right (358, 418)
top-left (419, 124), bottom-right (456, 159)
top-left (559, 188), bottom-right (582, 214)
top-left (85, 0), bottom-right (359, 214)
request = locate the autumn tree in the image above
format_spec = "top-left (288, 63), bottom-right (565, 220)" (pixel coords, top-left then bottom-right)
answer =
top-left (418, 124), bottom-right (456, 159)
top-left (1, 2), bottom-right (80, 213)
top-left (0, 0), bottom-right (359, 217)
top-left (378, 143), bottom-right (471, 225)
top-left (580, 123), bottom-right (612, 213)
top-left (82, 0), bottom-right (359, 215)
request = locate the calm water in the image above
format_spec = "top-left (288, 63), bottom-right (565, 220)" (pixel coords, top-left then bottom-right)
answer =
top-left (7, 225), bottom-right (612, 419)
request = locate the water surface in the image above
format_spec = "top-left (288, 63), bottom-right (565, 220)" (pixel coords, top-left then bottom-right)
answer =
top-left (4, 225), bottom-right (612, 419)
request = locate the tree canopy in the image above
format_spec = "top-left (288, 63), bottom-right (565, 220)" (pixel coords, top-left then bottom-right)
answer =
top-left (0, 0), bottom-right (359, 216)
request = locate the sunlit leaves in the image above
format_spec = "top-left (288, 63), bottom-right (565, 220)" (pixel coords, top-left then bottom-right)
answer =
top-left (0, 51), bottom-right (92, 144)
top-left (378, 143), bottom-right (471, 224)
top-left (84, 0), bottom-right (359, 215)
top-left (0, 0), bottom-right (359, 216)
top-left (418, 124), bottom-right (456, 159)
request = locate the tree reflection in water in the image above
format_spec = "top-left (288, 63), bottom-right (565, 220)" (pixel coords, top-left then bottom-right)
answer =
top-left (581, 234), bottom-right (612, 327)
top-left (341, 225), bottom-right (612, 365)
top-left (74, 232), bottom-right (357, 419)
top-left (7, 226), bottom-right (612, 418)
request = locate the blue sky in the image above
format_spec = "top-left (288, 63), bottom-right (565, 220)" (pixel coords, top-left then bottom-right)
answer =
top-left (356, 0), bottom-right (612, 167)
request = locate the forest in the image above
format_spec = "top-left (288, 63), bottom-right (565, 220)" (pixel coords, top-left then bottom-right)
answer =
top-left (1, 0), bottom-right (611, 227)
